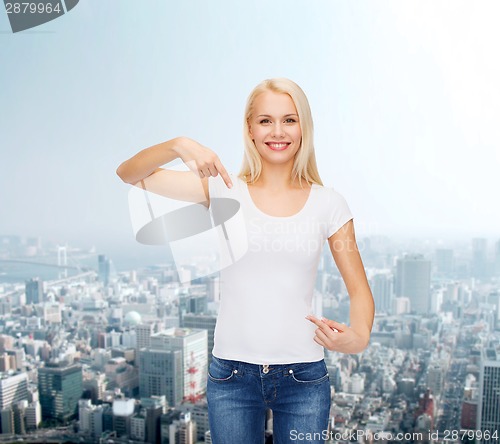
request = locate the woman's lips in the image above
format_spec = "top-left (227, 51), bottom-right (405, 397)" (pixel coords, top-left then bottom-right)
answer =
top-left (266, 142), bottom-right (290, 151)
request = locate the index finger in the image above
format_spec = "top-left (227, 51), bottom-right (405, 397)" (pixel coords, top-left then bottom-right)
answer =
top-left (214, 158), bottom-right (233, 189)
top-left (305, 315), bottom-right (330, 332)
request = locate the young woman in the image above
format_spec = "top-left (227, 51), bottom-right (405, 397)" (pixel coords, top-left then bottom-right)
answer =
top-left (117, 78), bottom-right (374, 444)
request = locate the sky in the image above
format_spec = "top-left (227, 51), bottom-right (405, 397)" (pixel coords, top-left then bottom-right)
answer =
top-left (1, 0), bottom-right (499, 266)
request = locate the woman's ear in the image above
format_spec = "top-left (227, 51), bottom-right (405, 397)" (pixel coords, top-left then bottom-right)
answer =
top-left (247, 120), bottom-right (254, 140)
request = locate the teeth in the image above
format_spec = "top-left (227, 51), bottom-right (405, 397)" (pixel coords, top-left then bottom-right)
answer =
top-left (268, 143), bottom-right (287, 149)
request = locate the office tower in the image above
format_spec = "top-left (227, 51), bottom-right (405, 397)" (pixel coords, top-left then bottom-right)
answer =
top-left (150, 328), bottom-right (208, 401)
top-left (181, 314), bottom-right (217, 363)
top-left (145, 405), bottom-right (162, 444)
top-left (169, 411), bottom-right (197, 444)
top-left (395, 254), bottom-right (431, 314)
top-left (0, 372), bottom-right (29, 410)
top-left (179, 293), bottom-right (208, 317)
top-left (135, 323), bottom-right (156, 350)
top-left (472, 238), bottom-right (489, 280)
top-left (495, 240), bottom-right (500, 275)
top-left (130, 411), bottom-right (147, 441)
top-left (435, 248), bottom-right (454, 276)
top-left (477, 348), bottom-right (500, 439)
top-left (138, 348), bottom-right (183, 407)
top-left (415, 389), bottom-right (435, 430)
top-left (0, 408), bottom-right (14, 434)
top-left (24, 401), bottom-right (42, 430)
top-left (372, 273), bottom-right (393, 314)
top-left (180, 400), bottom-right (209, 442)
top-left (38, 362), bottom-right (83, 422)
top-left (98, 254), bottom-right (112, 286)
top-left (112, 398), bottom-right (135, 437)
top-left (38, 302), bottom-right (62, 324)
top-left (426, 364), bottom-right (443, 397)
top-left (25, 277), bottom-right (43, 305)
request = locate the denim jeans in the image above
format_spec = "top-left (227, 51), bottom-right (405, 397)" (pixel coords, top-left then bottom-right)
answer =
top-left (206, 355), bottom-right (331, 444)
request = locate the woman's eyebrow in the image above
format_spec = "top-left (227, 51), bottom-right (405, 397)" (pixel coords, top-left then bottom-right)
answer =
top-left (256, 113), bottom-right (299, 118)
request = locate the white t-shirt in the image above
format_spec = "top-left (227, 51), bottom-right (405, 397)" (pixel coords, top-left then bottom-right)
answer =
top-left (208, 173), bottom-right (354, 364)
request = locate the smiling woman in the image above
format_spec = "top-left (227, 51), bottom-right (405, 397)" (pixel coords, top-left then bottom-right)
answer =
top-left (116, 77), bottom-right (374, 444)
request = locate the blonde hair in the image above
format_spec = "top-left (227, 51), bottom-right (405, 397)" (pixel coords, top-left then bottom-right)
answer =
top-left (237, 78), bottom-right (324, 188)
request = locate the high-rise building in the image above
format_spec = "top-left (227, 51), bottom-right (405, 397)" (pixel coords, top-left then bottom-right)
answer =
top-left (181, 314), bottom-right (217, 363)
top-left (0, 408), bottom-right (14, 434)
top-left (435, 249), bottom-right (454, 276)
top-left (494, 239), bottom-right (500, 275)
top-left (477, 348), bottom-right (500, 440)
top-left (98, 254), bottom-right (112, 286)
top-left (112, 398), bottom-right (135, 437)
top-left (38, 362), bottom-right (83, 422)
top-left (25, 278), bottom-right (43, 305)
top-left (0, 372), bottom-right (29, 410)
top-left (130, 411), bottom-right (147, 441)
top-left (395, 254), bottom-right (431, 314)
top-left (135, 323), bottom-right (156, 350)
top-left (372, 273), bottom-right (393, 314)
top-left (180, 400), bottom-right (209, 442)
top-left (24, 401), bottom-right (42, 430)
top-left (138, 348), bottom-right (183, 407)
top-left (145, 405), bottom-right (162, 444)
top-left (472, 238), bottom-right (489, 280)
top-left (169, 411), bottom-right (197, 444)
top-left (150, 328), bottom-right (208, 401)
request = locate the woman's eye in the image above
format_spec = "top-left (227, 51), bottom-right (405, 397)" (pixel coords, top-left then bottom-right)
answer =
top-left (260, 119), bottom-right (271, 124)
top-left (285, 118), bottom-right (296, 123)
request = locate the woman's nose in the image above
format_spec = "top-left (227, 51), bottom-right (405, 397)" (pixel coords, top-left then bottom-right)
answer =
top-left (271, 123), bottom-right (285, 138)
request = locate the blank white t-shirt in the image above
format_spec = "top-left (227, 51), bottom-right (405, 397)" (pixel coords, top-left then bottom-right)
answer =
top-left (208, 173), bottom-right (353, 364)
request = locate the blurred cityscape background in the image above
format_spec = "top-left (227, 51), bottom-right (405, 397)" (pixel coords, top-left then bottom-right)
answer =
top-left (0, 233), bottom-right (499, 443)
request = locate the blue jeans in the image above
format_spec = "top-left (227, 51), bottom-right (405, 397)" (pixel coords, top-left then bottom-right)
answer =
top-left (206, 355), bottom-right (331, 444)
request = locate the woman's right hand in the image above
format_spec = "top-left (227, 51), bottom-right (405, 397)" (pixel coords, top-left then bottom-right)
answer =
top-left (175, 137), bottom-right (233, 189)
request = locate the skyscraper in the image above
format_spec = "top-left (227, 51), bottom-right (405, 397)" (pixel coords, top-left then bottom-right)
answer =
top-left (372, 273), bottom-right (393, 314)
top-left (435, 248), bottom-right (454, 277)
top-left (138, 348), bottom-right (183, 407)
top-left (477, 348), bottom-right (500, 440)
top-left (25, 278), bottom-right (43, 305)
top-left (395, 254), bottom-right (431, 314)
top-left (472, 238), bottom-right (489, 280)
top-left (38, 362), bottom-right (83, 422)
top-left (150, 328), bottom-right (208, 401)
top-left (181, 314), bottom-right (217, 363)
top-left (98, 254), bottom-right (112, 286)
top-left (0, 372), bottom-right (29, 410)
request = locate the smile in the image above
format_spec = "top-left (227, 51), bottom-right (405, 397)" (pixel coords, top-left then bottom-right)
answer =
top-left (266, 142), bottom-right (290, 151)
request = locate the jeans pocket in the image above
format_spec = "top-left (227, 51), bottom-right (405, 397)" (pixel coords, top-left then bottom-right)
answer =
top-left (290, 360), bottom-right (329, 385)
top-left (207, 357), bottom-right (237, 383)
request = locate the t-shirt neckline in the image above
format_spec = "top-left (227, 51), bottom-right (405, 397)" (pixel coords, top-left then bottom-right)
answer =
top-left (240, 177), bottom-right (317, 219)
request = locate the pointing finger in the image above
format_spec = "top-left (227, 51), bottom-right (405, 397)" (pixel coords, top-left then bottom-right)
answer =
top-left (214, 158), bottom-right (233, 189)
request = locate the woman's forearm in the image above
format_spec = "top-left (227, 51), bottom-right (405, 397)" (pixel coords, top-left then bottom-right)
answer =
top-left (116, 137), bottom-right (186, 184)
top-left (349, 290), bottom-right (375, 349)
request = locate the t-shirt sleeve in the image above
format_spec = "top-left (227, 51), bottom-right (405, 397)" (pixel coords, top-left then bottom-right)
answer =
top-left (327, 188), bottom-right (354, 238)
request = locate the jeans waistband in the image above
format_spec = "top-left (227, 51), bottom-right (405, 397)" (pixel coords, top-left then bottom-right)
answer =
top-left (212, 355), bottom-right (325, 377)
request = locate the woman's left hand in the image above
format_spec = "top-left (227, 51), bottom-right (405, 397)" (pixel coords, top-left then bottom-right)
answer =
top-left (305, 315), bottom-right (369, 354)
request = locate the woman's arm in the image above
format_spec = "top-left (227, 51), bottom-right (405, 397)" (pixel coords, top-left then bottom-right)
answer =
top-left (306, 219), bottom-right (375, 354)
top-left (116, 136), bottom-right (233, 205)
top-left (116, 137), bottom-right (185, 185)
top-left (117, 136), bottom-right (232, 187)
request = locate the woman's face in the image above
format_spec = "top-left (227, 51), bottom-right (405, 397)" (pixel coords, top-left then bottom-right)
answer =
top-left (248, 91), bottom-right (302, 169)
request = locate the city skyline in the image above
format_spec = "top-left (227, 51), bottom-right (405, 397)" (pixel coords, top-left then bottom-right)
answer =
top-left (0, 227), bottom-right (499, 442)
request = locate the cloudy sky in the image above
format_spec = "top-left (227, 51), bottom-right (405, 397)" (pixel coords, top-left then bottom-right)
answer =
top-left (1, 0), bottom-right (499, 266)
